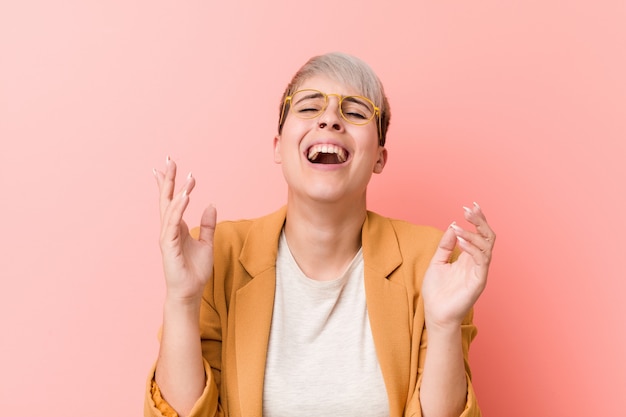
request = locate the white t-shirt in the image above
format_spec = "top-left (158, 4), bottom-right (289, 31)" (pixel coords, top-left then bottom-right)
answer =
top-left (262, 231), bottom-right (389, 417)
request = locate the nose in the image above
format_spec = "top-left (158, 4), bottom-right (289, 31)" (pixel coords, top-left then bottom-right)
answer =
top-left (317, 95), bottom-right (344, 132)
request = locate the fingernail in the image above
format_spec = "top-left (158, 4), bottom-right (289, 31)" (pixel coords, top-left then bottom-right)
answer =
top-left (187, 172), bottom-right (193, 180)
top-left (166, 155), bottom-right (171, 165)
top-left (457, 235), bottom-right (468, 244)
top-left (463, 206), bottom-right (472, 215)
top-left (450, 222), bottom-right (462, 231)
top-left (473, 201), bottom-right (481, 209)
top-left (152, 168), bottom-right (157, 177)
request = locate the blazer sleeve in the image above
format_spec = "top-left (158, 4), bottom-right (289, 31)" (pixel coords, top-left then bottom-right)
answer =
top-left (144, 358), bottom-right (223, 417)
top-left (408, 309), bottom-right (481, 417)
top-left (459, 310), bottom-right (481, 417)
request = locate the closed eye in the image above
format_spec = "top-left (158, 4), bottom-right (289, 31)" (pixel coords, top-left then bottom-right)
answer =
top-left (297, 106), bottom-right (322, 114)
top-left (293, 96), bottom-right (325, 115)
top-left (342, 100), bottom-right (371, 121)
top-left (344, 111), bottom-right (367, 119)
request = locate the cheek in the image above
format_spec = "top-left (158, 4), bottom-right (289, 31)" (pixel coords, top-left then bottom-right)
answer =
top-left (282, 117), bottom-right (311, 136)
top-left (274, 135), bottom-right (302, 164)
top-left (350, 123), bottom-right (379, 144)
top-left (279, 120), bottom-right (312, 150)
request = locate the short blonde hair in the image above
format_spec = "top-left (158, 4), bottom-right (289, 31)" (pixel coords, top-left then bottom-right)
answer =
top-left (278, 52), bottom-right (391, 146)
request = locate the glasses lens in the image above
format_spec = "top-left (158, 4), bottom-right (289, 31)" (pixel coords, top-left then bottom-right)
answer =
top-left (290, 90), bottom-right (327, 119)
top-left (340, 96), bottom-right (375, 125)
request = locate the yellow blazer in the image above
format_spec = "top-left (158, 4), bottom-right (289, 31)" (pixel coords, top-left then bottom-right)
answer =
top-left (145, 207), bottom-right (480, 417)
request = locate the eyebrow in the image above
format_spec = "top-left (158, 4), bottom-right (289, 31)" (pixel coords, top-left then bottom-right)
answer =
top-left (343, 96), bottom-right (372, 109)
top-left (293, 92), bottom-right (324, 106)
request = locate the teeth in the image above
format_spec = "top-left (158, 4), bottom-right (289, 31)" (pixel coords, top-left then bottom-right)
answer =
top-left (307, 144), bottom-right (347, 162)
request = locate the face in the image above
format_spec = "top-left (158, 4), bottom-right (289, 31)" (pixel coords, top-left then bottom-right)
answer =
top-left (274, 75), bottom-right (387, 205)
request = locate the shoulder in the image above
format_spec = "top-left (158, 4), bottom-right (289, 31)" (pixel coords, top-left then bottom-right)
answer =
top-left (366, 211), bottom-right (444, 253)
top-left (214, 217), bottom-right (255, 242)
top-left (189, 217), bottom-right (255, 243)
top-left (191, 207), bottom-right (286, 248)
top-left (213, 207), bottom-right (287, 256)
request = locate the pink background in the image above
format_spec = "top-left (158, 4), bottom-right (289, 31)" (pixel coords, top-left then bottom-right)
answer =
top-left (1, 1), bottom-right (624, 415)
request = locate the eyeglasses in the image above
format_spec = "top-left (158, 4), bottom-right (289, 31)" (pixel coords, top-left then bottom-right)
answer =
top-left (279, 89), bottom-right (382, 143)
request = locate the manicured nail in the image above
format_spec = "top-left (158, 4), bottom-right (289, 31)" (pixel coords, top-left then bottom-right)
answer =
top-left (450, 222), bottom-right (462, 231)
top-left (187, 172), bottom-right (192, 180)
top-left (473, 201), bottom-right (481, 210)
top-left (166, 155), bottom-right (171, 165)
top-left (463, 206), bottom-right (472, 215)
top-left (152, 168), bottom-right (157, 177)
top-left (457, 235), bottom-right (468, 244)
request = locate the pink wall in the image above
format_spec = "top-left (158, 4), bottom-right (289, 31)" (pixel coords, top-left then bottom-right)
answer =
top-left (1, 1), bottom-right (624, 415)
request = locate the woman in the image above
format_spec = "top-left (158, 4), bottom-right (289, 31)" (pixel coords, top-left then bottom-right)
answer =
top-left (145, 52), bottom-right (495, 417)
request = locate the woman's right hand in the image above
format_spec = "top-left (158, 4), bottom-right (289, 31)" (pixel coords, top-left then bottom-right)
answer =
top-left (154, 157), bottom-right (217, 304)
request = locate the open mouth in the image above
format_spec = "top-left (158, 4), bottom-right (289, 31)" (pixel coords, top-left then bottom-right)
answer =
top-left (306, 144), bottom-right (348, 164)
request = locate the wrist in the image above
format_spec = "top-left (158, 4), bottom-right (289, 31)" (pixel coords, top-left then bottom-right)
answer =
top-left (424, 318), bottom-right (463, 338)
top-left (164, 293), bottom-right (202, 314)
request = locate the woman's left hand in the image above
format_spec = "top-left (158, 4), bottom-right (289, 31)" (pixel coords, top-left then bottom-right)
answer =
top-left (421, 203), bottom-right (496, 330)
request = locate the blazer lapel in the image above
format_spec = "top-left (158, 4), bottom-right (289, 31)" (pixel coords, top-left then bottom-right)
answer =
top-left (233, 207), bottom-right (286, 417)
top-left (362, 212), bottom-right (410, 417)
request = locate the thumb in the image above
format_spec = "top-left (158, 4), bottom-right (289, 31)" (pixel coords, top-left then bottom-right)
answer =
top-left (198, 204), bottom-right (217, 245)
top-left (431, 224), bottom-right (457, 265)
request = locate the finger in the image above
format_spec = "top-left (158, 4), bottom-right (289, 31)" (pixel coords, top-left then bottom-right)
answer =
top-left (453, 227), bottom-right (491, 268)
top-left (152, 167), bottom-right (163, 189)
top-left (153, 168), bottom-right (166, 214)
top-left (198, 205), bottom-right (217, 246)
top-left (463, 202), bottom-right (496, 245)
top-left (159, 156), bottom-right (177, 217)
top-left (183, 172), bottom-right (196, 197)
top-left (430, 226), bottom-right (458, 265)
top-left (153, 168), bottom-right (167, 218)
top-left (450, 222), bottom-right (493, 258)
top-left (161, 172), bottom-right (196, 232)
top-left (161, 172), bottom-right (195, 226)
top-left (160, 182), bottom-right (192, 249)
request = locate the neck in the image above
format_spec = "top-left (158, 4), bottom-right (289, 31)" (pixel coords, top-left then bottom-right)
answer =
top-left (283, 193), bottom-right (367, 281)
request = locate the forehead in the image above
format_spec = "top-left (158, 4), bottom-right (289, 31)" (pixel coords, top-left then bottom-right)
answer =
top-left (296, 75), bottom-right (363, 97)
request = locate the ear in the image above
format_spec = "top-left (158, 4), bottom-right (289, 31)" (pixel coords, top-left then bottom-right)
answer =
top-left (273, 135), bottom-right (282, 164)
top-left (373, 146), bottom-right (387, 174)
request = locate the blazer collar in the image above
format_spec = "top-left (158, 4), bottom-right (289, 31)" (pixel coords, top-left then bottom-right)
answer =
top-left (361, 211), bottom-right (403, 275)
top-left (238, 208), bottom-right (403, 277)
top-left (238, 206), bottom-right (286, 277)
